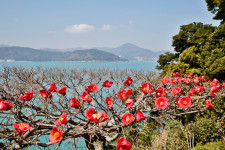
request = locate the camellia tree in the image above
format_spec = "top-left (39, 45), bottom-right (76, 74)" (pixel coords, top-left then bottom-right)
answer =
top-left (0, 67), bottom-right (224, 149)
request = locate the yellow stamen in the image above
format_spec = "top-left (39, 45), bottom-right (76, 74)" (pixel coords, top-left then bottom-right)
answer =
top-left (183, 101), bottom-right (187, 105)
top-left (160, 102), bottom-right (164, 106)
top-left (92, 114), bottom-right (98, 119)
top-left (19, 123), bottom-right (25, 129)
top-left (53, 132), bottom-right (60, 139)
top-left (126, 116), bottom-right (130, 122)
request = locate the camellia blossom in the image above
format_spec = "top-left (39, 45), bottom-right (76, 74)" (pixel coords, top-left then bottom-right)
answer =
top-left (122, 113), bottom-right (135, 125)
top-left (57, 86), bottom-right (67, 96)
top-left (136, 110), bottom-right (147, 121)
top-left (40, 90), bottom-right (52, 99)
top-left (49, 126), bottom-right (64, 144)
top-left (211, 78), bottom-right (218, 86)
top-left (0, 98), bottom-right (13, 111)
top-left (124, 77), bottom-right (133, 86)
top-left (163, 88), bottom-right (168, 96)
top-left (176, 97), bottom-right (183, 108)
top-left (141, 83), bottom-right (152, 93)
top-left (105, 97), bottom-right (113, 107)
top-left (184, 78), bottom-right (190, 84)
top-left (20, 92), bottom-right (34, 101)
top-left (70, 97), bottom-right (80, 109)
top-left (48, 83), bottom-right (57, 92)
top-left (85, 84), bottom-right (99, 93)
top-left (97, 111), bottom-right (109, 122)
top-left (125, 98), bottom-right (133, 109)
top-left (211, 86), bottom-right (219, 92)
top-left (179, 97), bottom-right (192, 108)
top-left (161, 78), bottom-right (170, 84)
top-left (195, 86), bottom-right (205, 92)
top-left (13, 123), bottom-right (32, 135)
top-left (102, 80), bottom-right (113, 87)
top-left (117, 137), bottom-right (132, 150)
top-left (155, 97), bottom-right (169, 109)
top-left (55, 113), bottom-right (67, 125)
top-left (206, 100), bottom-right (214, 108)
top-left (81, 91), bottom-right (92, 103)
top-left (126, 89), bottom-right (133, 96)
top-left (86, 108), bottom-right (109, 123)
top-left (171, 87), bottom-right (183, 95)
top-left (210, 92), bottom-right (216, 97)
top-left (170, 78), bottom-right (177, 84)
top-left (155, 90), bottom-right (162, 98)
top-left (118, 89), bottom-right (127, 99)
top-left (192, 77), bottom-right (199, 84)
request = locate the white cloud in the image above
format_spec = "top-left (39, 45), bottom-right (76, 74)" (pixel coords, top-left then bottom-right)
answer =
top-left (101, 24), bottom-right (124, 31)
top-left (65, 24), bottom-right (95, 33)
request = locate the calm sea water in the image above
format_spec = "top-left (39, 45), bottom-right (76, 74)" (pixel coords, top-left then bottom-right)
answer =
top-left (0, 61), bottom-right (158, 71)
top-left (0, 61), bottom-right (158, 150)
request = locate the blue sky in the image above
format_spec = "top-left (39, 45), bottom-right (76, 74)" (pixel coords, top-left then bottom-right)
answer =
top-left (0, 0), bottom-right (220, 51)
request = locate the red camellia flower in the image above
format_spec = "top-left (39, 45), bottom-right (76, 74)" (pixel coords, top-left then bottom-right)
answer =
top-left (177, 78), bottom-right (182, 82)
top-left (176, 97), bottom-right (183, 108)
top-left (206, 100), bottom-right (214, 108)
top-left (86, 108), bottom-right (99, 123)
top-left (86, 108), bottom-right (109, 123)
top-left (161, 78), bottom-right (170, 84)
top-left (171, 87), bottom-right (183, 95)
top-left (216, 84), bottom-right (222, 90)
top-left (55, 113), bottom-right (67, 125)
top-left (155, 97), bottom-right (169, 109)
top-left (223, 82), bottom-right (225, 88)
top-left (105, 97), bottom-right (113, 107)
top-left (155, 90), bottom-right (162, 98)
top-left (118, 89), bottom-right (127, 99)
top-left (102, 80), bottom-right (113, 87)
top-left (40, 90), bottom-right (52, 99)
top-left (125, 98), bottom-right (133, 109)
top-left (49, 126), bottom-right (64, 144)
top-left (211, 86), bottom-right (219, 92)
top-left (117, 137), bottom-right (132, 150)
top-left (122, 113), bottom-right (135, 125)
top-left (184, 78), bottom-right (190, 84)
top-left (48, 83), bottom-right (57, 92)
top-left (85, 84), bottom-right (99, 93)
top-left (163, 88), bottom-right (168, 96)
top-left (70, 97), bottom-right (80, 109)
top-left (210, 92), bottom-right (216, 97)
top-left (97, 111), bottom-right (109, 122)
top-left (141, 83), bottom-right (152, 93)
top-left (191, 88), bottom-right (198, 95)
top-left (192, 77), bottom-right (199, 84)
top-left (124, 77), bottom-right (133, 86)
top-left (136, 110), bottom-right (147, 121)
top-left (211, 78), bottom-right (218, 86)
top-left (57, 86), bottom-right (67, 96)
top-left (126, 89), bottom-right (133, 96)
top-left (20, 92), bottom-right (34, 101)
top-left (81, 91), bottom-right (92, 103)
top-left (195, 86), bottom-right (205, 92)
top-left (170, 78), bottom-right (177, 84)
top-left (0, 98), bottom-right (13, 111)
top-left (13, 123), bottom-right (32, 135)
top-left (179, 97), bottom-right (192, 108)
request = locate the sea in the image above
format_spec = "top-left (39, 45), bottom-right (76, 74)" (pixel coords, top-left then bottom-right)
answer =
top-left (0, 61), bottom-right (158, 150)
top-left (0, 61), bottom-right (158, 71)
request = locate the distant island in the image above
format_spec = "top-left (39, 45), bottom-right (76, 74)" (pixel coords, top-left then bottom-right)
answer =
top-left (0, 43), bottom-right (171, 62)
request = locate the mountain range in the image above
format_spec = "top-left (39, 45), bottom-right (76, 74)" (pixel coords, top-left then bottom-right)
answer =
top-left (44, 43), bottom-right (170, 61)
top-left (0, 43), bottom-right (170, 61)
top-left (0, 47), bottom-right (127, 62)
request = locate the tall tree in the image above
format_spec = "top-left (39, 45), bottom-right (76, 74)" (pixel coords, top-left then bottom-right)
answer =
top-left (205, 0), bottom-right (225, 23)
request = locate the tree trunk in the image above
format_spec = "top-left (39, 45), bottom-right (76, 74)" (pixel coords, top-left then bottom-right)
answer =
top-left (84, 134), bottom-right (106, 150)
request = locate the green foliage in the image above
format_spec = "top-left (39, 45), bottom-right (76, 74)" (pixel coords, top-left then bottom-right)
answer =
top-left (205, 0), bottom-right (225, 23)
top-left (188, 118), bottom-right (220, 144)
top-left (193, 141), bottom-right (225, 150)
top-left (155, 52), bottom-right (177, 70)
